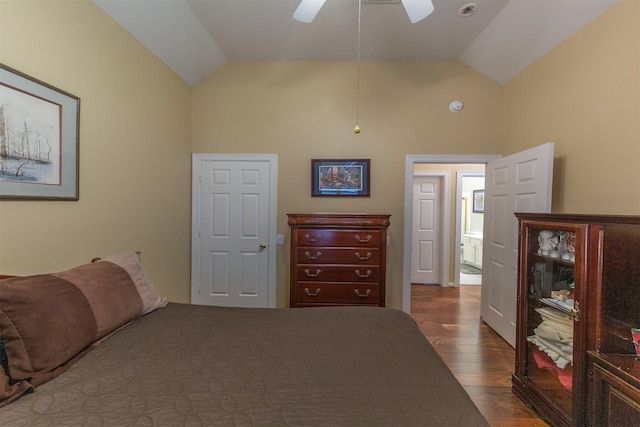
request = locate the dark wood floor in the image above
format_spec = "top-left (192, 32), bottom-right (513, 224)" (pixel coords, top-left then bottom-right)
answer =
top-left (410, 284), bottom-right (549, 427)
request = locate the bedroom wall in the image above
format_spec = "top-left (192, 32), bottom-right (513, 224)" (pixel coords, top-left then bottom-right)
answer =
top-left (0, 0), bottom-right (193, 303)
top-left (191, 60), bottom-right (503, 308)
top-left (501, 0), bottom-right (640, 214)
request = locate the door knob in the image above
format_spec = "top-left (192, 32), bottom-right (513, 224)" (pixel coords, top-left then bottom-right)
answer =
top-left (259, 243), bottom-right (267, 250)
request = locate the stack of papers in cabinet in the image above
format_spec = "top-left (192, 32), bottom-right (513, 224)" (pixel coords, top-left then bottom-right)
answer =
top-left (540, 297), bottom-right (574, 314)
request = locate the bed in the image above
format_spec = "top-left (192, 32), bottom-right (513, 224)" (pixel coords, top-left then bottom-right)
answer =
top-left (0, 252), bottom-right (489, 426)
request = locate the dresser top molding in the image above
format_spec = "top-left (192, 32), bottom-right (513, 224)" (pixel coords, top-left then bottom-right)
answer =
top-left (287, 213), bottom-right (391, 228)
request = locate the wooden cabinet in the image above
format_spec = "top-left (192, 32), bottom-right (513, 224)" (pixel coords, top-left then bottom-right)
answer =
top-left (586, 218), bottom-right (640, 427)
top-left (513, 213), bottom-right (640, 427)
top-left (287, 213), bottom-right (390, 308)
top-left (587, 353), bottom-right (640, 426)
top-left (513, 214), bottom-right (589, 427)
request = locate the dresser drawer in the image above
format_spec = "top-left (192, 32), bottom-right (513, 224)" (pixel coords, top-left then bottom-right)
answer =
top-left (294, 283), bottom-right (380, 305)
top-left (295, 229), bottom-right (381, 247)
top-left (296, 265), bottom-right (380, 282)
top-left (296, 247), bottom-right (380, 264)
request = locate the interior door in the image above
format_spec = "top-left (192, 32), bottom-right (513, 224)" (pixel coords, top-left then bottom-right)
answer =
top-left (411, 175), bottom-right (441, 284)
top-left (191, 154), bottom-right (277, 308)
top-left (480, 143), bottom-right (554, 347)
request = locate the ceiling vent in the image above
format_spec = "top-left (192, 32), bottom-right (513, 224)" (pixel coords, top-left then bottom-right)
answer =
top-left (459, 3), bottom-right (478, 17)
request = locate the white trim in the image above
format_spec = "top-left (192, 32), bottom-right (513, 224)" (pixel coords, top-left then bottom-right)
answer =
top-left (191, 153), bottom-right (278, 308)
top-left (403, 154), bottom-right (500, 313)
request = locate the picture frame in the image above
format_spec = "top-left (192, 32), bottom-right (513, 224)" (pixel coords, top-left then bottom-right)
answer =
top-left (311, 159), bottom-right (370, 197)
top-left (473, 190), bottom-right (485, 213)
top-left (0, 63), bottom-right (80, 200)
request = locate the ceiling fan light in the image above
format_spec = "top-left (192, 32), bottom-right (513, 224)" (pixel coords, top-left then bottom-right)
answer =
top-left (401, 0), bottom-right (435, 24)
top-left (293, 0), bottom-right (327, 23)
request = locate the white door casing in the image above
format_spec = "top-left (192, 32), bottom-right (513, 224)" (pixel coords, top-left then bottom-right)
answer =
top-left (411, 174), bottom-right (442, 284)
top-left (192, 154), bottom-right (277, 308)
top-left (480, 143), bottom-right (554, 347)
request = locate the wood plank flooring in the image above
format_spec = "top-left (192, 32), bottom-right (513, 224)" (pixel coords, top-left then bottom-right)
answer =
top-left (410, 284), bottom-right (549, 427)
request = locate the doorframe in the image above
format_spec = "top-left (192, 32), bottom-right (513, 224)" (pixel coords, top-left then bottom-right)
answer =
top-left (411, 171), bottom-right (450, 286)
top-left (191, 153), bottom-right (278, 308)
top-left (455, 171), bottom-right (486, 287)
top-left (403, 154), bottom-right (500, 313)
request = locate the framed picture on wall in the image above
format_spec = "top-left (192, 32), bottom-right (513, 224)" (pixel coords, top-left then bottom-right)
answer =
top-left (473, 190), bottom-right (485, 213)
top-left (0, 63), bottom-right (80, 200)
top-left (311, 159), bottom-right (370, 197)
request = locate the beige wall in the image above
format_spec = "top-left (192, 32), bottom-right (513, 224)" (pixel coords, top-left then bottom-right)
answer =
top-left (0, 0), bottom-right (193, 303)
top-left (1, 0), bottom-right (638, 310)
top-left (502, 0), bottom-right (640, 214)
top-left (192, 61), bottom-right (503, 307)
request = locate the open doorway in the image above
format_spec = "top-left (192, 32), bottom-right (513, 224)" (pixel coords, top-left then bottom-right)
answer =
top-left (402, 155), bottom-right (500, 313)
top-left (403, 146), bottom-right (555, 347)
top-left (409, 165), bottom-right (485, 287)
top-left (459, 172), bottom-right (485, 286)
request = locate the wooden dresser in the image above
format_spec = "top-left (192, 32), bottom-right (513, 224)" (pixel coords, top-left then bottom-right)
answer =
top-left (287, 213), bottom-right (390, 308)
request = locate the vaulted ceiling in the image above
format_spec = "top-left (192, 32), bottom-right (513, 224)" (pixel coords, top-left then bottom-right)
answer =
top-left (93, 0), bottom-right (618, 86)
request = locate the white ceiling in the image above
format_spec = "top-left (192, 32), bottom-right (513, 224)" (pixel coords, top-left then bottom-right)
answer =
top-left (93, 0), bottom-right (618, 86)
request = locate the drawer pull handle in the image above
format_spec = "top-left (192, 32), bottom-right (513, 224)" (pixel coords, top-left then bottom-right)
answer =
top-left (354, 289), bottom-right (371, 298)
top-left (358, 220), bottom-right (373, 225)
top-left (304, 269), bottom-right (322, 277)
top-left (304, 287), bottom-right (321, 297)
top-left (354, 251), bottom-right (372, 261)
top-left (305, 233), bottom-right (322, 242)
top-left (355, 234), bottom-right (372, 243)
top-left (305, 251), bottom-right (322, 260)
top-left (355, 269), bottom-right (372, 278)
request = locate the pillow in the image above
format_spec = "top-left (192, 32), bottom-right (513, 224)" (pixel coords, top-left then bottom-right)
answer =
top-left (100, 251), bottom-right (167, 315)
top-left (0, 251), bottom-right (166, 407)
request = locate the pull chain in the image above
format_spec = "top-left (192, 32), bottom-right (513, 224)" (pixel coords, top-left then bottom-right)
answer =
top-left (354, 0), bottom-right (361, 134)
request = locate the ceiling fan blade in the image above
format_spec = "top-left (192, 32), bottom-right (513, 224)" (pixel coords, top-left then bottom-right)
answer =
top-left (293, 0), bottom-right (327, 23)
top-left (401, 0), bottom-right (435, 24)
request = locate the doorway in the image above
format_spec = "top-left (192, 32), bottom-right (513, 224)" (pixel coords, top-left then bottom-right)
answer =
top-left (402, 155), bottom-right (500, 312)
top-left (458, 172), bottom-right (485, 286)
top-left (403, 144), bottom-right (554, 347)
top-left (409, 166), bottom-right (485, 287)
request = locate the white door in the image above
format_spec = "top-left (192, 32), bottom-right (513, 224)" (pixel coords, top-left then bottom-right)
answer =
top-left (480, 143), bottom-right (554, 347)
top-left (191, 154), bottom-right (277, 308)
top-left (411, 176), bottom-right (441, 284)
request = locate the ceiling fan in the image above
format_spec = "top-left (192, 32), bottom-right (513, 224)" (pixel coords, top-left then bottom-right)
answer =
top-left (294, 0), bottom-right (435, 24)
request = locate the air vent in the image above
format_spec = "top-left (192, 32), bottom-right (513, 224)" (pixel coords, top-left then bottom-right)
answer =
top-left (459, 3), bottom-right (478, 17)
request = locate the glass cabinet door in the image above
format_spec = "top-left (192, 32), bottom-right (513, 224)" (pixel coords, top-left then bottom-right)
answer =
top-left (519, 221), bottom-right (587, 424)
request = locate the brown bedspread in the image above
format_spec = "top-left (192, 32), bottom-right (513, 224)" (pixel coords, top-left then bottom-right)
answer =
top-left (0, 304), bottom-right (488, 426)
